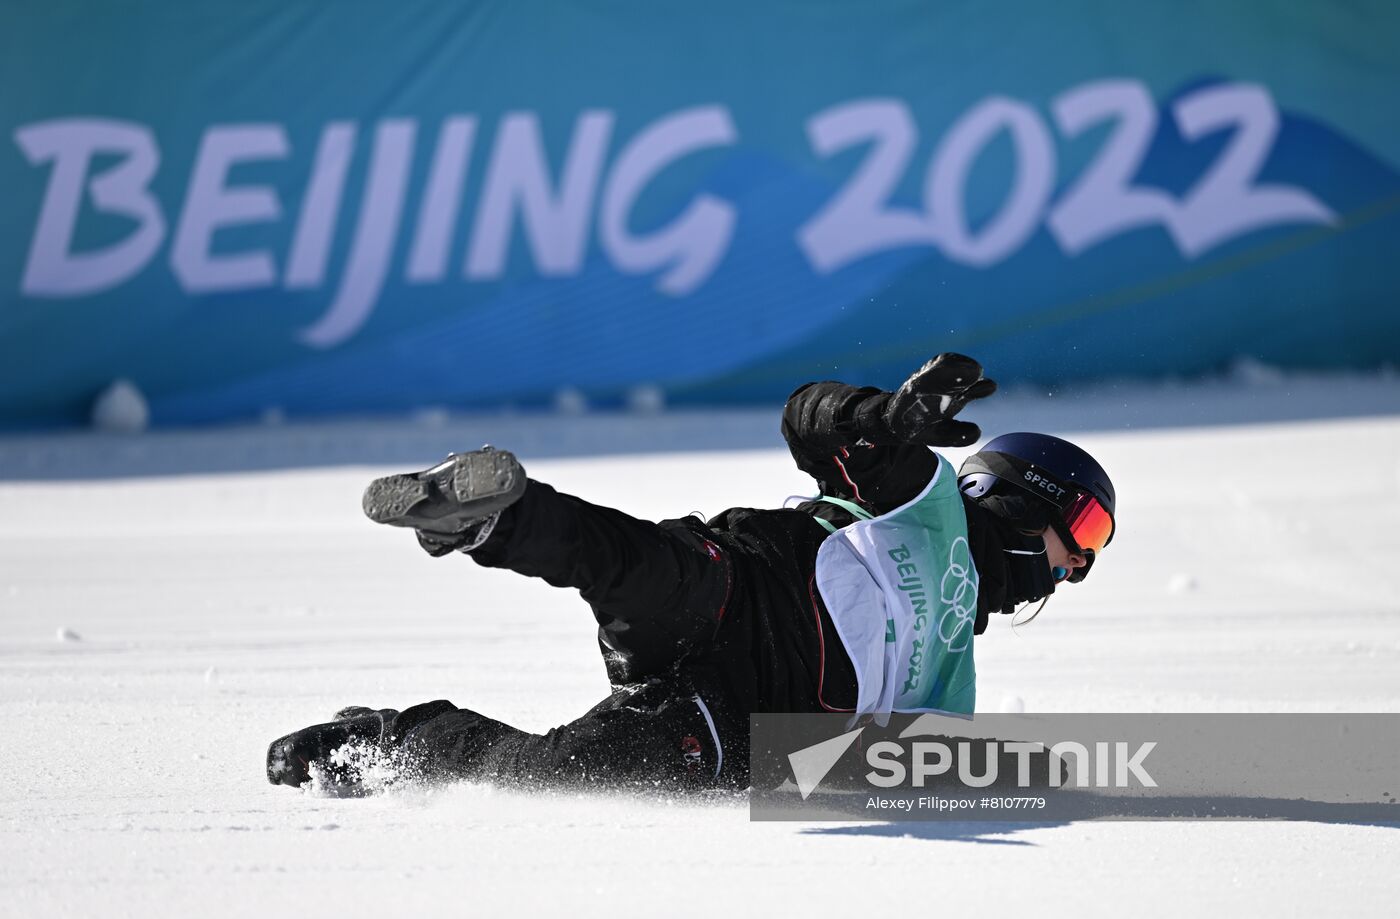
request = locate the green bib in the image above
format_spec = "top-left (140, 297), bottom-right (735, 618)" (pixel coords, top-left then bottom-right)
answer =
top-left (813, 455), bottom-right (978, 715)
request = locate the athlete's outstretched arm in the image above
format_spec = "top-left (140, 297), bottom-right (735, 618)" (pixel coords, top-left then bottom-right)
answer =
top-left (780, 354), bottom-right (996, 514)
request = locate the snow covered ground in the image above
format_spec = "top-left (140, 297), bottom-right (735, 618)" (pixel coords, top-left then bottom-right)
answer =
top-left (3, 375), bottom-right (1400, 918)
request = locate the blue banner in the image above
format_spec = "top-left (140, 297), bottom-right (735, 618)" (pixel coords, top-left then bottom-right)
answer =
top-left (4, 1), bottom-right (1398, 428)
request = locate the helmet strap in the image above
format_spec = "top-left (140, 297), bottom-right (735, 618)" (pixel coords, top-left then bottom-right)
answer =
top-left (999, 529), bottom-right (1057, 613)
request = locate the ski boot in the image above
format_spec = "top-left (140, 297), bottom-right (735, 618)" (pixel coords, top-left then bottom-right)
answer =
top-left (266, 706), bottom-right (399, 793)
top-left (361, 446), bottom-right (526, 555)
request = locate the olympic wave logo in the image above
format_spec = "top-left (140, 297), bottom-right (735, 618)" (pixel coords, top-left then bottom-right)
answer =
top-left (937, 536), bottom-right (978, 653)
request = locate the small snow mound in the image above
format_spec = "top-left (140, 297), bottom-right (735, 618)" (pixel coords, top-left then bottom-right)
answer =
top-left (1167, 573), bottom-right (1199, 594)
top-left (91, 379), bottom-right (149, 433)
top-left (626, 384), bottom-right (666, 414)
top-left (553, 387), bottom-right (588, 416)
top-left (999, 695), bottom-right (1025, 714)
top-left (1229, 356), bottom-right (1286, 387)
top-left (56, 627), bottom-right (82, 642)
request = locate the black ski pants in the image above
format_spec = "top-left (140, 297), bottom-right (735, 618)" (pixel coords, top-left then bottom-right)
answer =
top-left (394, 479), bottom-right (756, 790)
top-left (472, 479), bottom-right (736, 687)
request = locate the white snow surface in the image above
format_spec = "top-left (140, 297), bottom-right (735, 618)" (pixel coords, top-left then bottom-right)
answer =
top-left (3, 379), bottom-right (1400, 918)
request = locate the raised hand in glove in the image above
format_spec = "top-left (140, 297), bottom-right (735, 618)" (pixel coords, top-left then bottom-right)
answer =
top-left (854, 353), bottom-right (997, 446)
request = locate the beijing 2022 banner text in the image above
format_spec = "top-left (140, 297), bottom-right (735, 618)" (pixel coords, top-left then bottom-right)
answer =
top-left (3, 1), bottom-right (1398, 427)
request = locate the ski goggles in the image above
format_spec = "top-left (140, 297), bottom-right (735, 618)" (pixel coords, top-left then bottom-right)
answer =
top-left (1061, 491), bottom-right (1114, 556)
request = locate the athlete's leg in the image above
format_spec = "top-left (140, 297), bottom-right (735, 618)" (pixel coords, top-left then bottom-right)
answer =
top-left (363, 449), bottom-right (733, 684)
top-left (267, 684), bottom-right (747, 792)
top-left (470, 479), bottom-right (733, 684)
top-left (397, 682), bottom-right (747, 790)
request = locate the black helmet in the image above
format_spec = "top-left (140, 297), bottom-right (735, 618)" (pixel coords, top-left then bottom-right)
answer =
top-left (958, 432), bottom-right (1116, 583)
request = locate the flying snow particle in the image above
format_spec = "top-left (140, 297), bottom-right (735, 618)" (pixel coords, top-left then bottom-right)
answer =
top-left (1229, 356), bottom-right (1285, 387)
top-left (412, 406), bottom-right (451, 428)
top-left (999, 695), bottom-right (1025, 714)
top-left (626, 384), bottom-right (665, 414)
top-left (91, 379), bottom-right (149, 433)
top-left (204, 667), bottom-right (218, 685)
top-left (554, 387), bottom-right (588, 416)
top-left (1167, 573), bottom-right (1199, 594)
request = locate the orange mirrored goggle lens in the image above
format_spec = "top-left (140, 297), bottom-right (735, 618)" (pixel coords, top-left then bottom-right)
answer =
top-left (1064, 492), bottom-right (1114, 555)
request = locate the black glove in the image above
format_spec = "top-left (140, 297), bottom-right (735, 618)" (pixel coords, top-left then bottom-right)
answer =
top-left (853, 353), bottom-right (997, 446)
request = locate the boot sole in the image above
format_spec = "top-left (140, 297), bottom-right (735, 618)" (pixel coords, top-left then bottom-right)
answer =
top-left (361, 474), bottom-right (432, 524)
top-left (362, 449), bottom-right (525, 532)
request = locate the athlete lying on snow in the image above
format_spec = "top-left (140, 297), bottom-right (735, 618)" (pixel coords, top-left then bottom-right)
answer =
top-left (267, 354), bottom-right (1117, 793)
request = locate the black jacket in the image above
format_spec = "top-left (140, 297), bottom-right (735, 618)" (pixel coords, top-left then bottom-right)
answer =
top-left (693, 381), bottom-right (1046, 713)
top-left (778, 380), bottom-right (1045, 631)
